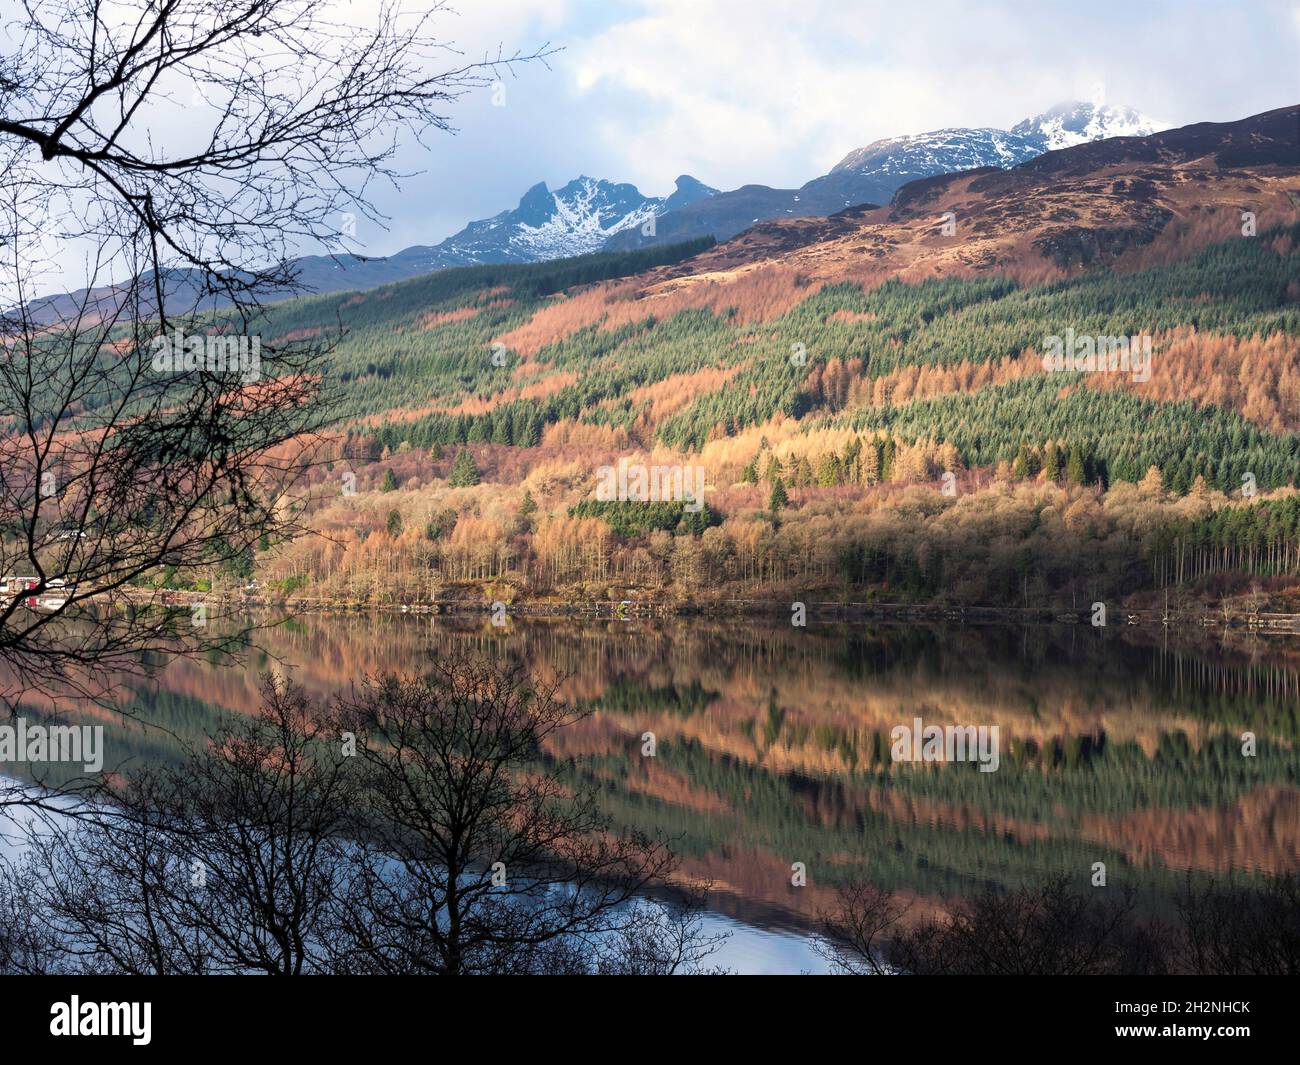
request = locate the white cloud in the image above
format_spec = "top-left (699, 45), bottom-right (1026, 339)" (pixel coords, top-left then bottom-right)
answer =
top-left (16, 0), bottom-right (1299, 288)
top-left (561, 0), bottom-right (1298, 193)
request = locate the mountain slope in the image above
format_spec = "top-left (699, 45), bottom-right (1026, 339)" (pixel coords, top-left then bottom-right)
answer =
top-left (226, 105), bottom-right (1300, 611)
top-left (818, 126), bottom-right (1041, 185)
top-left (23, 100), bottom-right (1159, 322)
top-left (658, 104), bottom-right (1299, 282)
top-left (237, 105), bottom-right (1300, 456)
top-left (609, 101), bottom-right (1164, 252)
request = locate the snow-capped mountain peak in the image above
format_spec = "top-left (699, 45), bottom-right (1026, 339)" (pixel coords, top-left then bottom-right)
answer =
top-left (829, 101), bottom-right (1164, 187)
top-left (432, 174), bottom-right (719, 266)
top-left (511, 177), bottom-right (659, 259)
top-left (1011, 101), bottom-right (1165, 151)
top-left (809, 100), bottom-right (1165, 215)
top-left (830, 127), bottom-right (1042, 177)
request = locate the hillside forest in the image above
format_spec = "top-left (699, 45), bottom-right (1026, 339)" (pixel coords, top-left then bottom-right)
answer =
top-left (154, 223), bottom-right (1300, 610)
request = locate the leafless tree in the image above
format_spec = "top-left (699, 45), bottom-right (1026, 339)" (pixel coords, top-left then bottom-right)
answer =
top-left (488, 890), bottom-right (730, 976)
top-left (584, 891), bottom-right (730, 975)
top-left (1176, 872), bottom-right (1300, 975)
top-left (1, 0), bottom-right (551, 320)
top-left (0, 839), bottom-right (64, 973)
top-left (326, 656), bottom-right (689, 975)
top-left (0, 1), bottom-right (551, 806)
top-left (1, 661), bottom-right (726, 975)
top-left (6, 674), bottom-right (356, 973)
top-left (818, 877), bottom-right (1171, 975)
top-left (1, 783), bottom-right (215, 973)
top-left (812, 881), bottom-right (911, 976)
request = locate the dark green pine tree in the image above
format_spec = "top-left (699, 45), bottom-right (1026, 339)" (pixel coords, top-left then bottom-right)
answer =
top-left (515, 489), bottom-right (537, 534)
top-left (379, 469), bottom-right (399, 492)
top-left (1066, 443), bottom-right (1087, 485)
top-left (515, 415), bottom-right (542, 447)
top-left (1012, 442), bottom-right (1032, 479)
top-left (1044, 442), bottom-right (1065, 482)
top-left (769, 477), bottom-right (789, 512)
top-left (449, 449), bottom-right (480, 487)
top-left (842, 437), bottom-right (862, 482)
top-left (491, 413), bottom-right (512, 445)
top-left (880, 438), bottom-right (896, 481)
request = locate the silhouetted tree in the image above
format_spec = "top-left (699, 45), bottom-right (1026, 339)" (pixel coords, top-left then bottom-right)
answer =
top-left (818, 877), bottom-right (1170, 975)
top-left (1177, 873), bottom-right (1300, 975)
top-left (5, 675), bottom-right (356, 974)
top-left (0, 0), bottom-right (550, 735)
top-left (0, 660), bottom-right (725, 975)
top-left (327, 656), bottom-right (681, 974)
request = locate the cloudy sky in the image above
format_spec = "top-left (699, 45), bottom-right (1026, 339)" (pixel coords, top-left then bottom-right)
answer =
top-left (15, 0), bottom-right (1300, 296)
top-left (354, 0), bottom-right (1300, 256)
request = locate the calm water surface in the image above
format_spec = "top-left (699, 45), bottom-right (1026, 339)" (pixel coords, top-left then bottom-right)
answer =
top-left (10, 616), bottom-right (1299, 973)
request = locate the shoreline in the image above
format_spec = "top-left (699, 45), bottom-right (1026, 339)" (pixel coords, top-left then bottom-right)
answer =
top-left (135, 588), bottom-right (1300, 633)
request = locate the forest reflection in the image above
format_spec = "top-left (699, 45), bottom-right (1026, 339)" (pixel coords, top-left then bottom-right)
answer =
top-left (10, 615), bottom-right (1299, 934)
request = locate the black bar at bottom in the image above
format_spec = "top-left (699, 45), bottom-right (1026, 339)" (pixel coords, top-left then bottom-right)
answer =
top-left (0, 974), bottom-right (1291, 1052)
